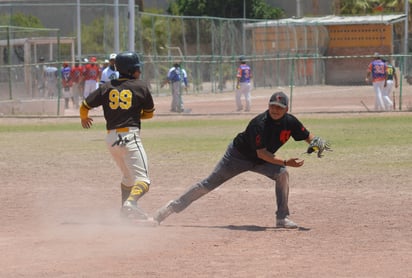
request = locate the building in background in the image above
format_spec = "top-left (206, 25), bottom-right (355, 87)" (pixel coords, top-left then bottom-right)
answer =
top-left (247, 14), bottom-right (406, 85)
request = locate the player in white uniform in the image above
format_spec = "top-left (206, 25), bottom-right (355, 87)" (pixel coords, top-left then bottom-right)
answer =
top-left (44, 63), bottom-right (58, 98)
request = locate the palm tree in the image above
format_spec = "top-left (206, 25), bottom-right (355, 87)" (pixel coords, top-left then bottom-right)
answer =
top-left (333, 0), bottom-right (369, 15)
top-left (334, 0), bottom-right (411, 16)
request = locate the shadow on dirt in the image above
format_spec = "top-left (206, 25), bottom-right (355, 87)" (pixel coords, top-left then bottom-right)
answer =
top-left (177, 224), bottom-right (311, 232)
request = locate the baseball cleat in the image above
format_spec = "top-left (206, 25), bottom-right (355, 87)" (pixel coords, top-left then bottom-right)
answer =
top-left (153, 200), bottom-right (174, 224)
top-left (122, 200), bottom-right (148, 220)
top-left (276, 217), bottom-right (298, 229)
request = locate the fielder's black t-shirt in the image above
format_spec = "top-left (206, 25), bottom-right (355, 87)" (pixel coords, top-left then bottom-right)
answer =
top-left (233, 111), bottom-right (310, 163)
top-left (84, 77), bottom-right (154, 130)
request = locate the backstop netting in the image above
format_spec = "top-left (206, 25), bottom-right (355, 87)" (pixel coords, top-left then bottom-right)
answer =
top-left (0, 2), bottom-right (411, 115)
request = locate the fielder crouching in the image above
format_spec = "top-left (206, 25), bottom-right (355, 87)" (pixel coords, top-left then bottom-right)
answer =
top-left (154, 92), bottom-right (330, 228)
top-left (80, 51), bottom-right (155, 220)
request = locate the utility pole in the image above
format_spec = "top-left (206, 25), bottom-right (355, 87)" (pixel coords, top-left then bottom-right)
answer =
top-left (114, 0), bottom-right (119, 53)
top-left (76, 0), bottom-right (81, 60)
top-left (296, 0), bottom-right (302, 17)
top-left (405, 0), bottom-right (409, 58)
top-left (128, 0), bottom-right (135, 51)
top-left (242, 0), bottom-right (246, 54)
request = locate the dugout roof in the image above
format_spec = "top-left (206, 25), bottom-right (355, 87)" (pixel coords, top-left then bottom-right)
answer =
top-left (245, 14), bottom-right (407, 28)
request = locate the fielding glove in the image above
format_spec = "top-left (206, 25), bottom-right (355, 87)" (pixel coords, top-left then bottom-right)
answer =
top-left (307, 136), bottom-right (332, 158)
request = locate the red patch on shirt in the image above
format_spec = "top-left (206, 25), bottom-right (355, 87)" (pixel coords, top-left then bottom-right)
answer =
top-left (255, 134), bottom-right (262, 147)
top-left (279, 130), bottom-right (291, 144)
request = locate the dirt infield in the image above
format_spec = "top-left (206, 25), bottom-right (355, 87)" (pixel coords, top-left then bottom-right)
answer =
top-left (61, 85), bottom-right (411, 116)
top-left (1, 86), bottom-right (412, 277)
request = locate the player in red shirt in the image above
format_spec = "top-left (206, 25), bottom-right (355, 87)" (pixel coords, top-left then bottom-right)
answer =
top-left (70, 59), bottom-right (84, 108)
top-left (82, 56), bottom-right (100, 99)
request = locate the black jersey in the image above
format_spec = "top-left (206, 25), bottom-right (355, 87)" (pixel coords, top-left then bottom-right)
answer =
top-left (386, 64), bottom-right (396, 81)
top-left (84, 77), bottom-right (154, 130)
top-left (233, 111), bottom-right (310, 163)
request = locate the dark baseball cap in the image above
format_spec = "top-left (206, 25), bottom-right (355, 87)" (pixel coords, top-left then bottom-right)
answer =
top-left (269, 92), bottom-right (289, 108)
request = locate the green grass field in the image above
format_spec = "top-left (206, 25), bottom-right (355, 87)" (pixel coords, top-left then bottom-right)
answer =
top-left (1, 114), bottom-right (411, 171)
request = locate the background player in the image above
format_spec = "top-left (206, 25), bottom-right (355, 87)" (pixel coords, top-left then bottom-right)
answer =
top-left (382, 59), bottom-right (398, 111)
top-left (82, 56), bottom-right (100, 99)
top-left (154, 92), bottom-right (330, 228)
top-left (61, 62), bottom-right (74, 109)
top-left (79, 51), bottom-right (155, 219)
top-left (34, 56), bottom-right (46, 97)
top-left (100, 53), bottom-right (119, 86)
top-left (44, 61), bottom-right (58, 98)
top-left (365, 52), bottom-right (386, 111)
top-left (70, 59), bottom-right (83, 108)
top-left (235, 56), bottom-right (253, 111)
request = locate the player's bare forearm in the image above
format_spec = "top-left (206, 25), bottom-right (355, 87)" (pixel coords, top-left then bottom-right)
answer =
top-left (256, 148), bottom-right (304, 167)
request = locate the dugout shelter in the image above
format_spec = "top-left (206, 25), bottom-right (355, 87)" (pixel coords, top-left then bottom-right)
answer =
top-left (246, 14), bottom-right (406, 85)
top-left (0, 36), bottom-right (76, 97)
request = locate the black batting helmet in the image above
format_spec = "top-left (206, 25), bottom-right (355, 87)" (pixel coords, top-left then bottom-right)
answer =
top-left (115, 52), bottom-right (142, 75)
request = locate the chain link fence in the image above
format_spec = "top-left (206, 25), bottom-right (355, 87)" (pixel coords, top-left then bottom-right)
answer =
top-left (0, 2), bottom-right (411, 115)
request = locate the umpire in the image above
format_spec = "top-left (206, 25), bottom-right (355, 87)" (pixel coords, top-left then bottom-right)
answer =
top-left (80, 52), bottom-right (155, 220)
top-left (154, 92), bottom-right (330, 228)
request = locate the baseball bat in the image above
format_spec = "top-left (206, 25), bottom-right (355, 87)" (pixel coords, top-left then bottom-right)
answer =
top-left (392, 90), bottom-right (396, 110)
top-left (360, 100), bottom-right (370, 112)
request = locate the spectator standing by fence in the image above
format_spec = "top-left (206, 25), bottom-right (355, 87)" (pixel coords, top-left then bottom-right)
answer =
top-left (167, 62), bottom-right (188, 113)
top-left (44, 62), bottom-right (58, 98)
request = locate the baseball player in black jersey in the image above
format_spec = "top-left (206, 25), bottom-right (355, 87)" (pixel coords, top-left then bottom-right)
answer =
top-left (80, 52), bottom-right (155, 220)
top-left (154, 92), bottom-right (328, 228)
